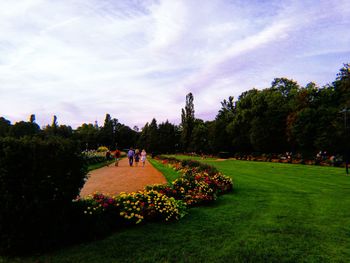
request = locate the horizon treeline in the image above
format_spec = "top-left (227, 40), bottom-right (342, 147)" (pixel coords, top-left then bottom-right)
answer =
top-left (0, 63), bottom-right (349, 157)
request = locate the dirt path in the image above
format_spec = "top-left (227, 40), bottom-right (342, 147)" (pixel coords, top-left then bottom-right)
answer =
top-left (80, 158), bottom-right (167, 197)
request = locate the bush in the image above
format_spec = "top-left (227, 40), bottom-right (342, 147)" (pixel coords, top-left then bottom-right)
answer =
top-left (97, 146), bottom-right (109, 152)
top-left (0, 136), bottom-right (87, 253)
top-left (82, 150), bottom-right (106, 165)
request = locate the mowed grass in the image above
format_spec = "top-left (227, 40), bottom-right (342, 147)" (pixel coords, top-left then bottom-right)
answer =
top-left (148, 158), bottom-right (181, 182)
top-left (4, 158), bottom-right (350, 262)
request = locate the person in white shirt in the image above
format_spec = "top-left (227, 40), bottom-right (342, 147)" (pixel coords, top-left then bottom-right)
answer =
top-left (141, 149), bottom-right (147, 167)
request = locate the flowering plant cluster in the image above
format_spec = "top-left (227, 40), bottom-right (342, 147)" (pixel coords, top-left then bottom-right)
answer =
top-left (117, 190), bottom-right (187, 223)
top-left (77, 190), bottom-right (187, 225)
top-left (77, 192), bottom-right (118, 215)
top-left (148, 156), bottom-right (233, 206)
top-left (81, 150), bottom-right (107, 165)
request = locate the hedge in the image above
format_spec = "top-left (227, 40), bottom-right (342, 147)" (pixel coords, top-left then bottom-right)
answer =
top-left (0, 136), bottom-right (87, 253)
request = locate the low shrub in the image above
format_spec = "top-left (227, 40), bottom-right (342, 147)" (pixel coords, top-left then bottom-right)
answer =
top-left (82, 150), bottom-right (106, 165)
top-left (97, 146), bottom-right (109, 152)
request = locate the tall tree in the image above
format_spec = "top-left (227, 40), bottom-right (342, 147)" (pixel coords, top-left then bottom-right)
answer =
top-left (227, 89), bottom-right (258, 153)
top-left (29, 114), bottom-right (36, 123)
top-left (52, 115), bottom-right (58, 128)
top-left (138, 122), bottom-right (150, 151)
top-left (0, 117), bottom-right (11, 137)
top-left (190, 119), bottom-right (209, 153)
top-left (9, 121), bottom-right (40, 138)
top-left (334, 63), bottom-right (350, 107)
top-left (99, 114), bottom-right (115, 148)
top-left (211, 96), bottom-right (235, 153)
top-left (148, 118), bottom-right (159, 153)
top-left (181, 92), bottom-right (195, 151)
top-left (75, 123), bottom-right (99, 150)
top-left (158, 120), bottom-right (178, 153)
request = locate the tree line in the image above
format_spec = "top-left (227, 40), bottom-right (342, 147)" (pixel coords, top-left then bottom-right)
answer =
top-left (1, 63), bottom-right (349, 157)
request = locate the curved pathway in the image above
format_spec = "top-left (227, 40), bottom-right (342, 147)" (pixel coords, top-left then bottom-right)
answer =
top-left (80, 158), bottom-right (167, 197)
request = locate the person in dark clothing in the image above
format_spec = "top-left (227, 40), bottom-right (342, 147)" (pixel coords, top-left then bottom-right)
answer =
top-left (127, 147), bottom-right (135, 167)
top-left (134, 149), bottom-right (140, 167)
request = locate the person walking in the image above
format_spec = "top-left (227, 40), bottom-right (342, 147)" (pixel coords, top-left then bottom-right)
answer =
top-left (134, 149), bottom-right (140, 167)
top-left (127, 147), bottom-right (135, 167)
top-left (105, 150), bottom-right (111, 160)
top-left (114, 148), bottom-right (121, 167)
top-left (141, 149), bottom-right (147, 167)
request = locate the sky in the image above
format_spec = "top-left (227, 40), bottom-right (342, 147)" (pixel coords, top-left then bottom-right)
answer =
top-left (0, 0), bottom-right (350, 129)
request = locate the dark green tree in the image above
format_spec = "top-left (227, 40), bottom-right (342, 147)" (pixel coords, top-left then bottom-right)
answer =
top-left (148, 118), bottom-right (159, 153)
top-left (75, 123), bottom-right (99, 150)
top-left (99, 114), bottom-right (116, 148)
top-left (190, 119), bottom-right (209, 153)
top-left (0, 117), bottom-right (11, 137)
top-left (29, 114), bottom-right (36, 123)
top-left (181, 92), bottom-right (195, 151)
top-left (158, 120), bottom-right (178, 153)
top-left (227, 89), bottom-right (258, 153)
top-left (211, 96), bottom-right (235, 153)
top-left (9, 120), bottom-right (40, 138)
top-left (138, 122), bottom-right (150, 151)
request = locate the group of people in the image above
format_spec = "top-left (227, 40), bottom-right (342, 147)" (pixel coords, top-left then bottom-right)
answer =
top-left (106, 148), bottom-right (147, 167)
top-left (127, 148), bottom-right (147, 167)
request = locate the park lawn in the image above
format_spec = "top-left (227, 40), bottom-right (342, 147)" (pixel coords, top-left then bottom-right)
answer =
top-left (148, 158), bottom-right (181, 182)
top-left (4, 158), bottom-right (350, 262)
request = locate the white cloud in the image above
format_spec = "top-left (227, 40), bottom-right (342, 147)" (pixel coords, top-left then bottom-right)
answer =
top-left (0, 0), bottom-right (349, 127)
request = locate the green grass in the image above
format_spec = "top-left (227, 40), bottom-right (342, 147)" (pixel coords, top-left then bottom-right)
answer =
top-left (148, 158), bottom-right (181, 182)
top-left (3, 157), bottom-right (350, 262)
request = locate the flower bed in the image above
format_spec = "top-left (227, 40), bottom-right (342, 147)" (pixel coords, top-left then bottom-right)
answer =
top-left (76, 155), bottom-right (233, 232)
top-left (82, 150), bottom-right (106, 165)
top-left (77, 190), bottom-right (186, 225)
top-left (147, 156), bottom-right (233, 206)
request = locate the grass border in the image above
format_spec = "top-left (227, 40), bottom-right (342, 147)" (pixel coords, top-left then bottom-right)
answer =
top-left (148, 158), bottom-right (181, 183)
